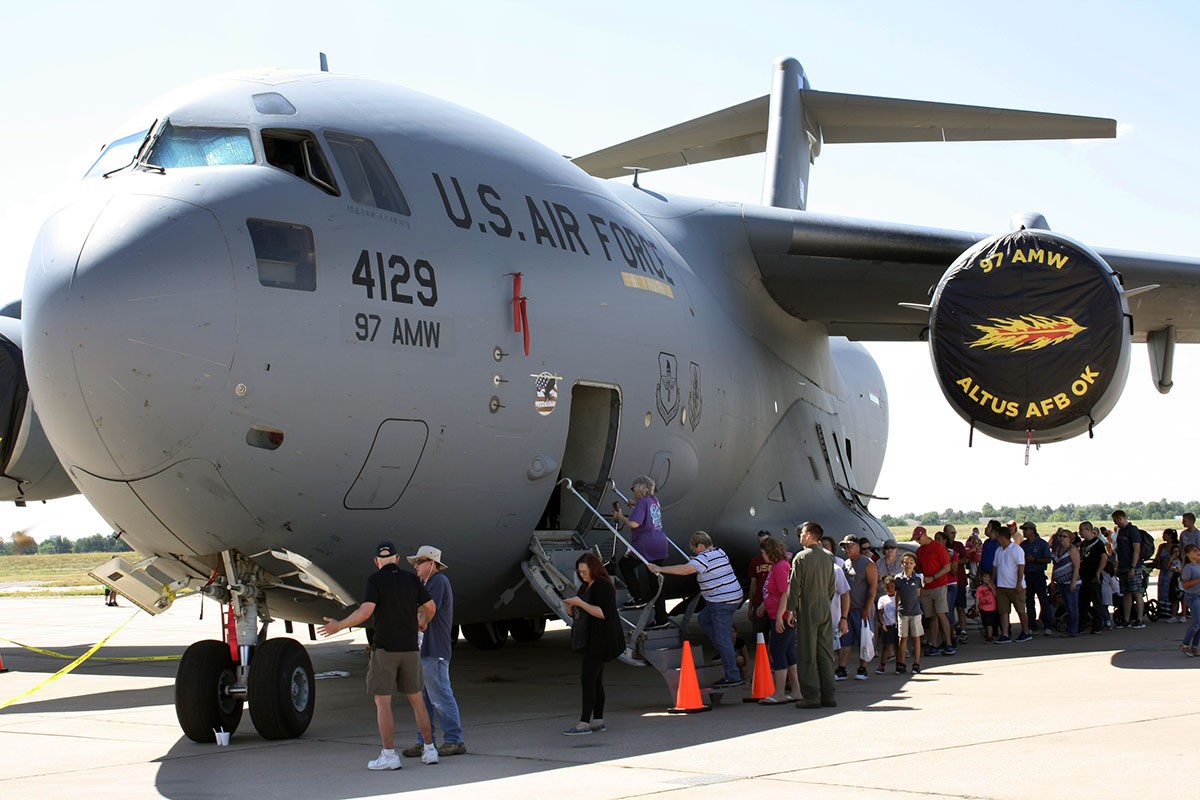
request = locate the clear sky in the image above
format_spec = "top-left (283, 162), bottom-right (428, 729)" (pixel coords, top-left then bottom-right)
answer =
top-left (0, 1), bottom-right (1197, 538)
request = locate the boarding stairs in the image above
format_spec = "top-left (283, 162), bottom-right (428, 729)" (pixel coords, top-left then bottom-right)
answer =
top-left (519, 479), bottom-right (727, 701)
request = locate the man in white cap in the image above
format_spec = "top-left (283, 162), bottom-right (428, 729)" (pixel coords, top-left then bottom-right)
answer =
top-left (319, 541), bottom-right (439, 770)
top-left (402, 546), bottom-right (466, 758)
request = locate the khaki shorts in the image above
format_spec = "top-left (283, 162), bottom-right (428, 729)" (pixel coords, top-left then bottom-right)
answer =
top-left (366, 649), bottom-right (422, 696)
top-left (995, 586), bottom-right (1023, 617)
top-left (918, 584), bottom-right (948, 616)
top-left (898, 615), bottom-right (924, 638)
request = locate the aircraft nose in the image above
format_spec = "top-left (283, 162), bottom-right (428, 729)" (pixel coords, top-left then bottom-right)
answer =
top-left (24, 193), bottom-right (236, 478)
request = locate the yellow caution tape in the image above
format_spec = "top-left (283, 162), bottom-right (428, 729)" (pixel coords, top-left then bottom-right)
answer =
top-left (0, 636), bottom-right (180, 662)
top-left (0, 611), bottom-right (175, 710)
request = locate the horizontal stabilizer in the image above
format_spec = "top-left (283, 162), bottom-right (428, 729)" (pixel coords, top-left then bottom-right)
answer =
top-left (572, 90), bottom-right (1115, 179)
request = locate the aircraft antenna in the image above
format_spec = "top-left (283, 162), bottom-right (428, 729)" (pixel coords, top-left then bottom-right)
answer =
top-left (319, 53), bottom-right (329, 72)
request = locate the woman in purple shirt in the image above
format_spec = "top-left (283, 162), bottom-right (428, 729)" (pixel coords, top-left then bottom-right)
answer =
top-left (613, 476), bottom-right (669, 626)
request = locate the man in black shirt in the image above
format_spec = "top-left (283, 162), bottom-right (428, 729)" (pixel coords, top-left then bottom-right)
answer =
top-left (1111, 510), bottom-right (1146, 628)
top-left (321, 541), bottom-right (438, 770)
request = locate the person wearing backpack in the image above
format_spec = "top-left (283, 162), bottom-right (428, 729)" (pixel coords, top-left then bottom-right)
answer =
top-left (1111, 510), bottom-right (1147, 629)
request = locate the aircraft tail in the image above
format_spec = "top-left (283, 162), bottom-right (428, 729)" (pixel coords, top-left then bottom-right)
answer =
top-left (571, 57), bottom-right (1115, 211)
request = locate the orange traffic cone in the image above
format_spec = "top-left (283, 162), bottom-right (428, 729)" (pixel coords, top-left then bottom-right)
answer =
top-left (742, 632), bottom-right (774, 702)
top-left (0, 647), bottom-right (7, 673)
top-left (667, 640), bottom-right (711, 714)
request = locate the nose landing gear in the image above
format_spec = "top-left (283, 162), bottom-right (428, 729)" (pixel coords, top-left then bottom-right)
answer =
top-left (174, 551), bottom-right (317, 742)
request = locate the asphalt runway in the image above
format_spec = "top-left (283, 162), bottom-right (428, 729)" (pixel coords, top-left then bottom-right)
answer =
top-left (0, 595), bottom-right (1195, 799)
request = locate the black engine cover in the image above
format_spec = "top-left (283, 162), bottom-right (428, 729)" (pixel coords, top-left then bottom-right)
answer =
top-left (929, 229), bottom-right (1130, 444)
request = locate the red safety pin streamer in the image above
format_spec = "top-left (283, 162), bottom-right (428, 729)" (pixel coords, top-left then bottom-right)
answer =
top-left (506, 272), bottom-right (531, 356)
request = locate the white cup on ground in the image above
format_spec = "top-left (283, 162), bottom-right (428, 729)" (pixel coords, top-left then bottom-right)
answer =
top-left (214, 730), bottom-right (231, 746)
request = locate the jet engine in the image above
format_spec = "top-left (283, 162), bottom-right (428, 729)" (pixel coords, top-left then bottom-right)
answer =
top-left (928, 229), bottom-right (1131, 444)
top-left (0, 314), bottom-right (79, 502)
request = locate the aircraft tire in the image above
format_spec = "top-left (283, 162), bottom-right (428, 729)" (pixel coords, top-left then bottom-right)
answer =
top-left (461, 620), bottom-right (508, 650)
top-left (507, 616), bottom-right (546, 642)
top-left (175, 639), bottom-right (243, 743)
top-left (248, 638), bottom-right (315, 740)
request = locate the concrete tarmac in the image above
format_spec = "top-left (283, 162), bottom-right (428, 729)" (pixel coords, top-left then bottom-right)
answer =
top-left (0, 595), bottom-right (1195, 799)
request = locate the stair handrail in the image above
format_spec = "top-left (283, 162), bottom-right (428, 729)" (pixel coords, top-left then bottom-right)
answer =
top-left (557, 477), bottom-right (664, 631)
top-left (608, 481), bottom-right (690, 560)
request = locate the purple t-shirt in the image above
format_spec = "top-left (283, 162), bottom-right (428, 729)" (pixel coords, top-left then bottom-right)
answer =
top-left (628, 495), bottom-right (668, 560)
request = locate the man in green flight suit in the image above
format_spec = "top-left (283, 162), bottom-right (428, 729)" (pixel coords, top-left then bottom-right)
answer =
top-left (783, 520), bottom-right (838, 709)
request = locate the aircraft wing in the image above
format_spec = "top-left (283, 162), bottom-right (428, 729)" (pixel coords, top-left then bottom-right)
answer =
top-left (572, 91), bottom-right (1115, 179)
top-left (742, 206), bottom-right (1200, 343)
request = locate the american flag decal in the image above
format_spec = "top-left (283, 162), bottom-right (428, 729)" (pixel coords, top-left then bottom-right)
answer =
top-left (532, 372), bottom-right (561, 416)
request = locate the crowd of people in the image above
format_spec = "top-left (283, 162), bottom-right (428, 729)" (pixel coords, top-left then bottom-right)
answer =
top-left (734, 510), bottom-right (1200, 705)
top-left (314, 482), bottom-right (1200, 768)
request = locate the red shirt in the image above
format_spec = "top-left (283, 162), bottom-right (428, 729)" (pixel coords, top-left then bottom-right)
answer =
top-left (747, 554), bottom-right (770, 609)
top-left (916, 541), bottom-right (951, 590)
top-left (949, 541), bottom-right (968, 586)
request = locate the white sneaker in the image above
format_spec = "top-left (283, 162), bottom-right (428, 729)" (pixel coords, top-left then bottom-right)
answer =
top-left (421, 743), bottom-right (439, 765)
top-left (368, 749), bottom-right (401, 770)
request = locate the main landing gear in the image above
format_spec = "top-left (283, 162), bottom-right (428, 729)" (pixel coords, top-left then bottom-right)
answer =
top-left (460, 616), bottom-right (547, 649)
top-left (175, 552), bottom-right (316, 742)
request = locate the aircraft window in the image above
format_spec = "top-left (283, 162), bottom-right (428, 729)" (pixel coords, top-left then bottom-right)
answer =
top-left (248, 219), bottom-right (316, 292)
top-left (325, 132), bottom-right (411, 216)
top-left (145, 123), bottom-right (255, 168)
top-left (262, 130), bottom-right (338, 196)
top-left (252, 92), bottom-right (297, 115)
top-left (84, 128), bottom-right (150, 178)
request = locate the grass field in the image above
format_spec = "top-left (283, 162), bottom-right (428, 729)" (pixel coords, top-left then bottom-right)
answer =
top-left (0, 519), bottom-right (1181, 596)
top-left (887, 519), bottom-right (1178, 543)
top-left (0, 552), bottom-right (139, 594)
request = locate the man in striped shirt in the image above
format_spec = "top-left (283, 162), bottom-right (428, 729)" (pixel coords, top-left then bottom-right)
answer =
top-left (650, 531), bottom-right (745, 687)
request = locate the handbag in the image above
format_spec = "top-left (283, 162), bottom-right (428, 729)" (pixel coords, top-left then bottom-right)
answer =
top-left (859, 619), bottom-right (876, 661)
top-left (571, 607), bottom-right (590, 652)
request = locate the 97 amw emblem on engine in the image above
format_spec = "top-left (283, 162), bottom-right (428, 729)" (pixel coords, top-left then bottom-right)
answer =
top-left (968, 314), bottom-right (1085, 352)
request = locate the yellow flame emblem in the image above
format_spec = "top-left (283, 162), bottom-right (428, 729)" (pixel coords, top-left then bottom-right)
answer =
top-left (968, 315), bottom-right (1086, 352)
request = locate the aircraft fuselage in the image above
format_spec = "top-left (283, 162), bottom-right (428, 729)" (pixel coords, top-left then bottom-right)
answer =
top-left (23, 71), bottom-right (888, 623)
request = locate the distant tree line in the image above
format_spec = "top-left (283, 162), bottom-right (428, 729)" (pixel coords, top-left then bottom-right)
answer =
top-left (0, 531), bottom-right (133, 556)
top-left (879, 499), bottom-right (1200, 528)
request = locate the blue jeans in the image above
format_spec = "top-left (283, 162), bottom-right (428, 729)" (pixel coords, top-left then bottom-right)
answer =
top-left (1184, 595), bottom-right (1200, 648)
top-left (698, 601), bottom-right (741, 682)
top-left (946, 583), bottom-right (959, 629)
top-left (1059, 583), bottom-right (1079, 635)
top-left (415, 656), bottom-right (463, 744)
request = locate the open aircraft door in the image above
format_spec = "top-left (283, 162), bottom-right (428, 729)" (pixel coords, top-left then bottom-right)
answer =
top-left (536, 383), bottom-right (621, 534)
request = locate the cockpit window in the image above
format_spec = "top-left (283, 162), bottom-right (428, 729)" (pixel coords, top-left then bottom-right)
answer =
top-left (262, 129), bottom-right (338, 196)
top-left (146, 123), bottom-right (255, 168)
top-left (84, 128), bottom-right (150, 178)
top-left (325, 132), bottom-right (411, 216)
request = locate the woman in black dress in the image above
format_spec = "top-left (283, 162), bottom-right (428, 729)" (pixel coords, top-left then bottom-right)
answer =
top-left (561, 552), bottom-right (625, 735)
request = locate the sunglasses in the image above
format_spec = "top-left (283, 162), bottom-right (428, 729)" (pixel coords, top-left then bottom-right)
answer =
top-left (413, 558), bottom-right (431, 565)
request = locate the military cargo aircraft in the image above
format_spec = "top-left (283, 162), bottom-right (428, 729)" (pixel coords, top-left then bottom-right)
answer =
top-left (3, 57), bottom-right (1198, 740)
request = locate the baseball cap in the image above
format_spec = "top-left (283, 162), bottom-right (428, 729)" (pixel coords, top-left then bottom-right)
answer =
top-left (911, 526), bottom-right (927, 540)
top-left (840, 534), bottom-right (859, 546)
top-left (1019, 521), bottom-right (1037, 531)
top-left (883, 541), bottom-right (898, 550)
top-left (375, 541), bottom-right (397, 558)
